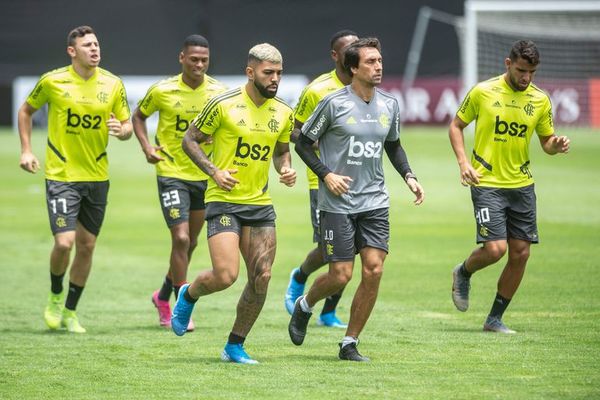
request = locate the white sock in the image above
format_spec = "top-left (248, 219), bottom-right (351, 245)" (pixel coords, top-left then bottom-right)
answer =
top-left (341, 336), bottom-right (357, 348)
top-left (299, 296), bottom-right (313, 313)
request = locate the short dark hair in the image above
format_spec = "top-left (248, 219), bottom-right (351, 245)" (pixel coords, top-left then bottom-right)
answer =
top-left (330, 29), bottom-right (358, 50)
top-left (509, 40), bottom-right (540, 65)
top-left (183, 34), bottom-right (209, 49)
top-left (343, 37), bottom-right (381, 77)
top-left (67, 26), bottom-right (95, 46)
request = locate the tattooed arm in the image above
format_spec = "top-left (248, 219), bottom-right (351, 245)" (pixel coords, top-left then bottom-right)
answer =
top-left (182, 124), bottom-right (239, 191)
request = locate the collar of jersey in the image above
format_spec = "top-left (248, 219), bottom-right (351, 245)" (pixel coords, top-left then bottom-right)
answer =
top-left (330, 69), bottom-right (344, 87)
top-left (242, 85), bottom-right (273, 109)
top-left (177, 73), bottom-right (208, 91)
top-left (68, 65), bottom-right (98, 82)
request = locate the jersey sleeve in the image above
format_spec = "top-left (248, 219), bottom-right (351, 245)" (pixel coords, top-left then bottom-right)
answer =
top-left (535, 95), bottom-right (555, 136)
top-left (386, 99), bottom-right (401, 142)
top-left (278, 112), bottom-right (293, 143)
top-left (137, 83), bottom-right (159, 117)
top-left (191, 99), bottom-right (222, 136)
top-left (294, 87), bottom-right (320, 124)
top-left (112, 79), bottom-right (131, 121)
top-left (456, 85), bottom-right (480, 125)
top-left (301, 96), bottom-right (333, 142)
top-left (25, 76), bottom-right (49, 110)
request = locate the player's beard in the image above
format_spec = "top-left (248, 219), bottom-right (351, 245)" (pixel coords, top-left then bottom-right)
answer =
top-left (253, 80), bottom-right (277, 99)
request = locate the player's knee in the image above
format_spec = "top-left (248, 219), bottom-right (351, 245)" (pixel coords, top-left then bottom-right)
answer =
top-left (363, 262), bottom-right (384, 282)
top-left (215, 270), bottom-right (238, 289)
top-left (484, 242), bottom-right (507, 262)
top-left (509, 246), bottom-right (530, 265)
top-left (172, 232), bottom-right (191, 250)
top-left (253, 268), bottom-right (272, 293)
top-left (53, 237), bottom-right (74, 254)
top-left (331, 268), bottom-right (352, 286)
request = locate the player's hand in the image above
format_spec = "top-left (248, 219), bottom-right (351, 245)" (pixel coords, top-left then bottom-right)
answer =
top-left (554, 135), bottom-right (570, 153)
top-left (406, 177), bottom-right (425, 205)
top-left (107, 113), bottom-right (131, 139)
top-left (20, 151), bottom-right (40, 173)
top-left (459, 161), bottom-right (481, 186)
top-left (279, 167), bottom-right (296, 187)
top-left (324, 173), bottom-right (353, 196)
top-left (213, 168), bottom-right (239, 191)
top-left (143, 145), bottom-right (164, 164)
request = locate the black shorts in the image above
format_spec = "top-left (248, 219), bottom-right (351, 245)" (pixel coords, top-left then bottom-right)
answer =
top-left (157, 176), bottom-right (207, 227)
top-left (206, 202), bottom-right (276, 238)
top-left (309, 189), bottom-right (320, 243)
top-left (471, 184), bottom-right (538, 244)
top-left (45, 179), bottom-right (109, 236)
top-left (320, 208), bottom-right (389, 262)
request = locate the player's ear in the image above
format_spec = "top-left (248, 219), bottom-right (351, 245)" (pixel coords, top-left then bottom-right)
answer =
top-left (66, 46), bottom-right (76, 58)
top-left (179, 51), bottom-right (185, 64)
top-left (504, 58), bottom-right (511, 69)
top-left (245, 66), bottom-right (254, 80)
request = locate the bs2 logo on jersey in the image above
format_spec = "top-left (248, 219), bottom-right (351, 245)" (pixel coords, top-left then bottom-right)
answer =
top-left (235, 137), bottom-right (271, 161)
top-left (494, 116), bottom-right (527, 138)
top-left (67, 108), bottom-right (101, 129)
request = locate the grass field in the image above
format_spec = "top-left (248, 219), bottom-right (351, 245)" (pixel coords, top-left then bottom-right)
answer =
top-left (0, 126), bottom-right (598, 399)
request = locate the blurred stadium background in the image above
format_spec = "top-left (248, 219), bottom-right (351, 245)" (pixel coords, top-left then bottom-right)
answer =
top-left (2, 0), bottom-right (600, 130)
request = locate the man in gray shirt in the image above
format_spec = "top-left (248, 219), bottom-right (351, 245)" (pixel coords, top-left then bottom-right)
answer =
top-left (289, 37), bottom-right (425, 361)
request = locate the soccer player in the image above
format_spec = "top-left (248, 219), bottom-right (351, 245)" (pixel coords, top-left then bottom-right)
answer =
top-left (17, 26), bottom-right (132, 333)
top-left (449, 40), bottom-right (570, 333)
top-left (284, 30), bottom-right (359, 328)
top-left (132, 35), bottom-right (227, 331)
top-left (289, 38), bottom-right (425, 361)
top-left (170, 43), bottom-right (296, 364)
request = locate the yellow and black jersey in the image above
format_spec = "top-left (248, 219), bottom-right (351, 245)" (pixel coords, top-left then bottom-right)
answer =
top-left (191, 86), bottom-right (293, 205)
top-left (457, 75), bottom-right (554, 188)
top-left (26, 65), bottom-right (130, 182)
top-left (137, 73), bottom-right (227, 181)
top-left (294, 70), bottom-right (344, 189)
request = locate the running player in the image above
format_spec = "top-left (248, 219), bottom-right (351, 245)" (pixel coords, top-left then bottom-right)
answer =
top-left (132, 35), bottom-right (226, 331)
top-left (18, 25), bottom-right (132, 333)
top-left (289, 38), bottom-right (425, 361)
top-left (170, 43), bottom-right (296, 364)
top-left (284, 30), bottom-right (358, 329)
top-left (449, 40), bottom-right (570, 333)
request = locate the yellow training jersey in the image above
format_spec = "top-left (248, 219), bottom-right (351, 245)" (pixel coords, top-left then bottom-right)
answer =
top-left (26, 65), bottom-right (130, 182)
top-left (294, 70), bottom-right (344, 190)
top-left (457, 75), bottom-right (554, 188)
top-left (191, 86), bottom-right (293, 205)
top-left (137, 73), bottom-right (227, 181)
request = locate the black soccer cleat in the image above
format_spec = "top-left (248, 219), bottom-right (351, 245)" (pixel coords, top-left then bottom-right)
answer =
top-left (338, 342), bottom-right (370, 362)
top-left (288, 296), bottom-right (312, 345)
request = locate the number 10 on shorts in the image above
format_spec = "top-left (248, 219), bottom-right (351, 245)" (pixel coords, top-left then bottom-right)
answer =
top-left (476, 207), bottom-right (490, 224)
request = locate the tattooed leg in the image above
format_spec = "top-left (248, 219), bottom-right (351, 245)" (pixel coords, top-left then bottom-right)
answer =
top-left (230, 226), bottom-right (276, 337)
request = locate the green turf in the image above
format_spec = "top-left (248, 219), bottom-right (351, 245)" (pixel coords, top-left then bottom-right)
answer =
top-left (0, 126), bottom-right (598, 399)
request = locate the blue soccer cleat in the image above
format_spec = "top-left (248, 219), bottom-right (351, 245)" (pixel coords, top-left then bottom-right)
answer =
top-left (221, 343), bottom-right (259, 365)
top-left (285, 268), bottom-right (305, 315)
top-left (171, 283), bottom-right (195, 336)
top-left (317, 311), bottom-right (348, 328)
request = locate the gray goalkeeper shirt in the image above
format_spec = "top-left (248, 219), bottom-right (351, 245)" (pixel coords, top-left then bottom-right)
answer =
top-left (301, 86), bottom-right (400, 213)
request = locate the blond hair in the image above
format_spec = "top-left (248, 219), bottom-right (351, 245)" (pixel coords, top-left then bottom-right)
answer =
top-left (248, 43), bottom-right (282, 64)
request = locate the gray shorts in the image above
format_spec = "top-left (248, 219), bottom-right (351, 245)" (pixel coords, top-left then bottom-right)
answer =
top-left (320, 208), bottom-right (389, 262)
top-left (309, 189), bottom-right (320, 243)
top-left (45, 179), bottom-right (109, 236)
top-left (471, 184), bottom-right (538, 243)
top-left (206, 202), bottom-right (276, 238)
top-left (157, 176), bottom-right (207, 227)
